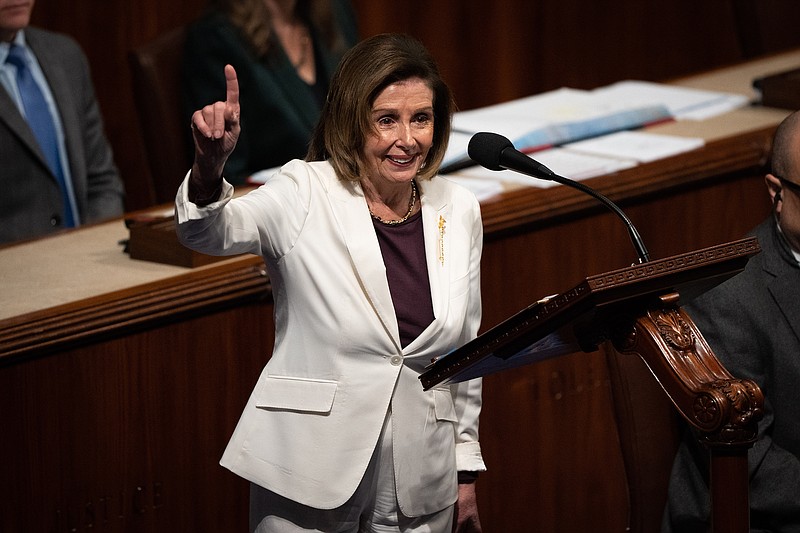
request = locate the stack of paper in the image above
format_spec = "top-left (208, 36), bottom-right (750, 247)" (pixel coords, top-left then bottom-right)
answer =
top-left (447, 131), bottom-right (706, 203)
top-left (442, 80), bottom-right (747, 174)
top-left (592, 80), bottom-right (749, 121)
top-left (439, 79), bottom-right (749, 200)
top-left (442, 87), bottom-right (672, 172)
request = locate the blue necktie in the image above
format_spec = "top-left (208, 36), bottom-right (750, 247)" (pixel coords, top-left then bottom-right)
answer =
top-left (6, 45), bottom-right (76, 227)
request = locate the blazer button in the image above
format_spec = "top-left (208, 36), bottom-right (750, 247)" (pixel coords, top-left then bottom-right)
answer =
top-left (50, 214), bottom-right (62, 227)
top-left (390, 355), bottom-right (403, 366)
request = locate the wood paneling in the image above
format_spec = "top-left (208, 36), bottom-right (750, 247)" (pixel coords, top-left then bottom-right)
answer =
top-left (28, 1), bottom-right (800, 211)
top-left (351, 0), bottom-right (746, 109)
top-left (0, 259), bottom-right (274, 532)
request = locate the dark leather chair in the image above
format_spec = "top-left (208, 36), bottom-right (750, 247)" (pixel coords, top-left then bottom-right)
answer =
top-left (128, 26), bottom-right (192, 206)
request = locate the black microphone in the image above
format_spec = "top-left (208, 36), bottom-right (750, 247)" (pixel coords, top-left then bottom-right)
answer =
top-left (468, 131), bottom-right (651, 264)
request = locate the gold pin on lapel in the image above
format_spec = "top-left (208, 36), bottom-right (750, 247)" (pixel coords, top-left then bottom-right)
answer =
top-left (438, 215), bottom-right (446, 265)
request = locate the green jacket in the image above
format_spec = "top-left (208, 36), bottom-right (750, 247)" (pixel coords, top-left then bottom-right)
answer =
top-left (181, 1), bottom-right (359, 184)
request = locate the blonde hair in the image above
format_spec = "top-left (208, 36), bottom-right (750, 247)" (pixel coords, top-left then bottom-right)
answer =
top-left (214, 0), bottom-right (346, 59)
top-left (306, 33), bottom-right (454, 183)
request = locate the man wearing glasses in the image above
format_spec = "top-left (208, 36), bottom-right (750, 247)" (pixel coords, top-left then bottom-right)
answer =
top-left (663, 110), bottom-right (800, 532)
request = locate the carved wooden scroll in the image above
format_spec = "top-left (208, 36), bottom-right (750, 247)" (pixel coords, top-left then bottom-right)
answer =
top-left (609, 292), bottom-right (763, 533)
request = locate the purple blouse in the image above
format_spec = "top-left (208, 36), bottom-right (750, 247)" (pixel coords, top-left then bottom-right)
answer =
top-left (371, 210), bottom-right (435, 348)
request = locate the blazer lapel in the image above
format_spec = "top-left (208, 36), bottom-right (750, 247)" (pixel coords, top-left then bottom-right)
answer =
top-left (770, 275), bottom-right (800, 343)
top-left (0, 60), bottom-right (49, 170)
top-left (26, 30), bottom-right (84, 197)
top-left (326, 176), bottom-right (456, 353)
top-left (328, 179), bottom-right (402, 351)
top-left (0, 84), bottom-right (40, 148)
top-left (764, 239), bottom-right (800, 345)
top-left (410, 179), bottom-right (452, 350)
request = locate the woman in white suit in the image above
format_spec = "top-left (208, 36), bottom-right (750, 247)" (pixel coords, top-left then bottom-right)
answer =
top-left (175, 33), bottom-right (486, 532)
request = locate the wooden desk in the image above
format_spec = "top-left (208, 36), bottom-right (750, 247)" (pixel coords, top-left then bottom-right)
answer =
top-left (0, 49), bottom-right (796, 532)
top-left (0, 222), bottom-right (274, 532)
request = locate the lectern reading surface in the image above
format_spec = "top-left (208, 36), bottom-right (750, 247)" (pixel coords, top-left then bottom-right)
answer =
top-left (420, 237), bottom-right (759, 390)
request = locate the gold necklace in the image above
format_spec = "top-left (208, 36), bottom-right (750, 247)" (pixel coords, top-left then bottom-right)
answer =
top-left (369, 181), bottom-right (417, 225)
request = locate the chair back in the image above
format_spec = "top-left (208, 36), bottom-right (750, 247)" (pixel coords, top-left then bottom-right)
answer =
top-left (129, 26), bottom-right (191, 206)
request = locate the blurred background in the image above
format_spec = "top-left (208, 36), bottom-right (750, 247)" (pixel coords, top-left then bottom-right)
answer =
top-left (31, 0), bottom-right (800, 211)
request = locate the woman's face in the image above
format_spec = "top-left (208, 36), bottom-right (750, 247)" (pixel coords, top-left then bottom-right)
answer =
top-left (362, 77), bottom-right (434, 188)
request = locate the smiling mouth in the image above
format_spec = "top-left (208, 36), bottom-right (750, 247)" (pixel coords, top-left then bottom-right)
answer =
top-left (387, 155), bottom-right (415, 165)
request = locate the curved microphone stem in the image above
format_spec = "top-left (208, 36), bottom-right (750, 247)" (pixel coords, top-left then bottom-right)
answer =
top-left (468, 132), bottom-right (651, 264)
top-left (545, 171), bottom-right (651, 264)
top-left (498, 146), bottom-right (651, 263)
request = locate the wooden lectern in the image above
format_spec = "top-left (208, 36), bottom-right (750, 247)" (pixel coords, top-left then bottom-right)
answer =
top-left (421, 238), bottom-right (764, 533)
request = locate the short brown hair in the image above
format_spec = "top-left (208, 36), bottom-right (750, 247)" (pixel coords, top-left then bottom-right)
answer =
top-left (306, 33), bottom-right (455, 182)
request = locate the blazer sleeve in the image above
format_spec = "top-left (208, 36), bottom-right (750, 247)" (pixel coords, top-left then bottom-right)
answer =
top-left (450, 192), bottom-right (486, 473)
top-left (175, 160), bottom-right (314, 260)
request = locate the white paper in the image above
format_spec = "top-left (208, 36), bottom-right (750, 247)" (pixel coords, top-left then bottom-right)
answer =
top-left (563, 131), bottom-right (705, 163)
top-left (591, 80), bottom-right (749, 120)
top-left (446, 147), bottom-right (638, 196)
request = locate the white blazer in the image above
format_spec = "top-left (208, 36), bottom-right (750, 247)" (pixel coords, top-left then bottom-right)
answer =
top-left (175, 160), bottom-right (485, 516)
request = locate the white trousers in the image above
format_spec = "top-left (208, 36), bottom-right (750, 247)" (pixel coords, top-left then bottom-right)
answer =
top-left (250, 411), bottom-right (454, 533)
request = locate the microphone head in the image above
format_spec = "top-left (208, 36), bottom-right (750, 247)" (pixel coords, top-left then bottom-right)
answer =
top-left (468, 132), bottom-right (513, 171)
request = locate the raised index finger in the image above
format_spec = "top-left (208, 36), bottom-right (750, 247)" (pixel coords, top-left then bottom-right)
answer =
top-left (224, 64), bottom-right (240, 109)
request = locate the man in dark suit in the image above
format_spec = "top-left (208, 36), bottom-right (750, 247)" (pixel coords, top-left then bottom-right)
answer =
top-left (663, 110), bottom-right (800, 532)
top-left (0, 0), bottom-right (124, 244)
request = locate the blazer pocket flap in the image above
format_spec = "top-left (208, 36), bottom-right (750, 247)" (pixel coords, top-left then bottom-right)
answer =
top-left (255, 376), bottom-right (338, 414)
top-left (433, 389), bottom-right (458, 422)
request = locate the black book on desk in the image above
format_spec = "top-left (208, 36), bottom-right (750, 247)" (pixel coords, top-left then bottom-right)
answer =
top-left (754, 67), bottom-right (800, 110)
top-left (126, 215), bottom-right (230, 268)
top-left (419, 237), bottom-right (760, 390)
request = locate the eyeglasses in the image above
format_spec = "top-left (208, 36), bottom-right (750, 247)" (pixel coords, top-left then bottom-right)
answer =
top-left (775, 175), bottom-right (800, 196)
